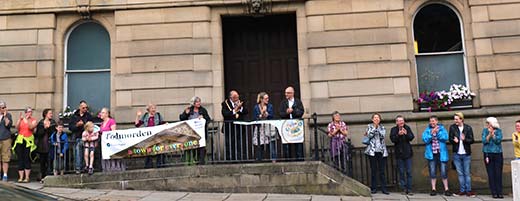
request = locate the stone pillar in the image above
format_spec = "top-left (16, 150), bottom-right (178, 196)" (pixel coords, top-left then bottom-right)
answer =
top-left (513, 160), bottom-right (519, 201)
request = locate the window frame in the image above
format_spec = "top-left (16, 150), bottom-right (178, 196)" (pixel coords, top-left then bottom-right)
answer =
top-left (411, 2), bottom-right (470, 94)
top-left (63, 20), bottom-right (111, 110)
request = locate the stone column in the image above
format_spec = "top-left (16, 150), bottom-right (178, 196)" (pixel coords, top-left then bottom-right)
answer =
top-left (513, 160), bottom-right (519, 201)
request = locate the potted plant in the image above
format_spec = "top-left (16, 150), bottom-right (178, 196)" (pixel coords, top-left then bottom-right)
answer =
top-left (416, 84), bottom-right (476, 112)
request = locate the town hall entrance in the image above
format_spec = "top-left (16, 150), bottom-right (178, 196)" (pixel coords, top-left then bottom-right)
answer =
top-left (223, 13), bottom-right (301, 119)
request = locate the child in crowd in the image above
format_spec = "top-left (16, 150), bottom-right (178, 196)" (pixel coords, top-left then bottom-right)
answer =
top-left (82, 121), bottom-right (98, 175)
top-left (50, 121), bottom-right (68, 176)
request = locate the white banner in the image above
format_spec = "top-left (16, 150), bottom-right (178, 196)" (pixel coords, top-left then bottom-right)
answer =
top-left (234, 119), bottom-right (304, 144)
top-left (101, 119), bottom-right (206, 159)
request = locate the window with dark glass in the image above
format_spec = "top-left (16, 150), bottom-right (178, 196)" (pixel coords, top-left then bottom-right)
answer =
top-left (66, 22), bottom-right (111, 111)
top-left (413, 4), bottom-right (467, 93)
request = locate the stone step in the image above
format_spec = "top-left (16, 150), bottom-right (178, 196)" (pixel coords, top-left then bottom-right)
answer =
top-left (43, 161), bottom-right (370, 197)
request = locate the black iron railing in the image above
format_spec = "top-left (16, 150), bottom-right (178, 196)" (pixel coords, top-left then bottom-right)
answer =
top-left (20, 114), bottom-right (396, 190)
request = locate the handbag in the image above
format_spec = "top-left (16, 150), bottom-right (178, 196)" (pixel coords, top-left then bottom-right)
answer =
top-left (362, 136), bottom-right (370, 145)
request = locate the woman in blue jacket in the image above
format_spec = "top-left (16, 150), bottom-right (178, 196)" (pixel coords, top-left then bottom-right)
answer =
top-left (422, 115), bottom-right (451, 196)
top-left (482, 117), bottom-right (504, 199)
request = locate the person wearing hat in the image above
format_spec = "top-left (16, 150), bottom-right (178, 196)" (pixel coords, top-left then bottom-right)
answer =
top-left (482, 117), bottom-right (504, 199)
top-left (448, 112), bottom-right (475, 197)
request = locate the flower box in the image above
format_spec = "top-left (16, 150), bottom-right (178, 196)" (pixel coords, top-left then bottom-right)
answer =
top-left (419, 99), bottom-right (473, 111)
top-left (416, 84), bottom-right (475, 112)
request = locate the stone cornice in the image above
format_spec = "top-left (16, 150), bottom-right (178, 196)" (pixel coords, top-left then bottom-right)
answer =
top-left (311, 105), bottom-right (520, 126)
top-left (0, 0), bottom-right (305, 15)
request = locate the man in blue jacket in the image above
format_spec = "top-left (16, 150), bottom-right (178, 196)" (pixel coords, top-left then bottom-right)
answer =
top-left (422, 115), bottom-right (451, 196)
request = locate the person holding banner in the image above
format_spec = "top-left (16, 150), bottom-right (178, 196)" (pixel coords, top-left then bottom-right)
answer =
top-left (253, 92), bottom-right (277, 162)
top-left (279, 86), bottom-right (305, 160)
top-left (136, 103), bottom-right (166, 168)
top-left (180, 96), bottom-right (211, 165)
top-left (69, 100), bottom-right (93, 174)
top-left (82, 121), bottom-right (98, 175)
top-left (99, 108), bottom-right (122, 172)
top-left (221, 90), bottom-right (248, 161)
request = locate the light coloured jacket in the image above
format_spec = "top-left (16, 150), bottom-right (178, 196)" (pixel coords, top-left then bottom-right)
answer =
top-left (364, 123), bottom-right (388, 157)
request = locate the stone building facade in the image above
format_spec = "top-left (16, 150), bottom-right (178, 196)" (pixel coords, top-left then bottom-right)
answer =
top-left (0, 0), bottom-right (519, 193)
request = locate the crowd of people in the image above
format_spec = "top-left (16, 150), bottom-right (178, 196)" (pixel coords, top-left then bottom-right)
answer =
top-left (0, 84), bottom-right (519, 199)
top-left (327, 111), bottom-right (520, 199)
top-left (0, 86), bottom-right (306, 181)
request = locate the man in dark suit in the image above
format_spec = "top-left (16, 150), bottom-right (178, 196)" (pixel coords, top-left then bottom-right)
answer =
top-left (221, 90), bottom-right (248, 161)
top-left (279, 86), bottom-right (305, 160)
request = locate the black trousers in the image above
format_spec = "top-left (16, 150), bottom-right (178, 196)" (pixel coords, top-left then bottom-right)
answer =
top-left (15, 141), bottom-right (31, 170)
top-left (38, 152), bottom-right (49, 178)
top-left (224, 123), bottom-right (244, 161)
top-left (368, 152), bottom-right (387, 191)
top-left (485, 153), bottom-right (503, 195)
top-left (283, 143), bottom-right (304, 160)
top-left (145, 154), bottom-right (165, 168)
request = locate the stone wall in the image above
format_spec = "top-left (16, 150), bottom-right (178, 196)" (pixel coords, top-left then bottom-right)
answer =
top-left (0, 14), bottom-right (56, 115)
top-left (305, 0), bottom-right (413, 115)
top-left (471, 0), bottom-right (520, 106)
top-left (113, 6), bottom-right (213, 123)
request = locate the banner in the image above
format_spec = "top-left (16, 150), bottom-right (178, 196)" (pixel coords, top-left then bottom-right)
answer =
top-left (234, 119), bottom-right (304, 144)
top-left (102, 119), bottom-right (206, 159)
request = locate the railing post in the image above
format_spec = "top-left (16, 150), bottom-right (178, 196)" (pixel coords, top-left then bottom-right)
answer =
top-left (256, 124), bottom-right (261, 162)
top-left (312, 113), bottom-right (318, 161)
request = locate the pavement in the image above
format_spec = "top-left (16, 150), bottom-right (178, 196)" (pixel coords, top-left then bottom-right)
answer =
top-left (9, 182), bottom-right (514, 201)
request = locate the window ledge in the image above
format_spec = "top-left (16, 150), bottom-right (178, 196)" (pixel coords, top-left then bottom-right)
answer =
top-left (311, 105), bottom-right (520, 126)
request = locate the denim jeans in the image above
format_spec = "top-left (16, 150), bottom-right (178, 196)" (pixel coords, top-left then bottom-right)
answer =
top-left (74, 138), bottom-right (83, 171)
top-left (397, 158), bottom-right (412, 191)
top-left (453, 154), bottom-right (472, 192)
top-left (256, 141), bottom-right (277, 161)
top-left (428, 153), bottom-right (447, 179)
top-left (485, 153), bottom-right (503, 195)
top-left (368, 152), bottom-right (387, 191)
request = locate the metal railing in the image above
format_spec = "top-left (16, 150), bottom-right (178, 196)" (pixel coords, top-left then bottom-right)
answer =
top-left (24, 114), bottom-right (397, 190)
top-left (310, 116), bottom-right (398, 190)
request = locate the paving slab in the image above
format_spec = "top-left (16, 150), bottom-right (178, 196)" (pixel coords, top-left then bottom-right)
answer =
top-left (62, 188), bottom-right (110, 200)
top-left (340, 196), bottom-right (371, 201)
top-left (225, 193), bottom-right (267, 201)
top-left (40, 187), bottom-right (82, 194)
top-left (104, 190), bottom-right (153, 198)
top-left (372, 193), bottom-right (407, 200)
top-left (310, 195), bottom-right (341, 201)
top-left (179, 193), bottom-right (231, 201)
top-left (139, 192), bottom-right (188, 201)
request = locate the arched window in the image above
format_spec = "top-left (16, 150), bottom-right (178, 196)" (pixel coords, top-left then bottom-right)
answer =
top-left (65, 22), bottom-right (111, 111)
top-left (413, 3), bottom-right (467, 93)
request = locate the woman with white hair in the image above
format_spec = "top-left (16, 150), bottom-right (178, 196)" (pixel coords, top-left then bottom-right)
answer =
top-left (135, 103), bottom-right (166, 168)
top-left (482, 117), bottom-right (504, 199)
top-left (180, 96), bottom-right (211, 164)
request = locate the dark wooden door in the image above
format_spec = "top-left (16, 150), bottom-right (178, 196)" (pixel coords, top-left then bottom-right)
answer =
top-left (223, 14), bottom-right (300, 120)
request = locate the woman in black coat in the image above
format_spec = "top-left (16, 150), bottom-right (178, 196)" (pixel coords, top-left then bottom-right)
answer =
top-left (35, 109), bottom-right (56, 181)
top-left (180, 96), bottom-right (211, 164)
